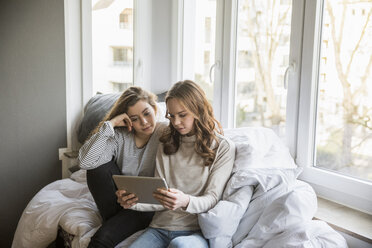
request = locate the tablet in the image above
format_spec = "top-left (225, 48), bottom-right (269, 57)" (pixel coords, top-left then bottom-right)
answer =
top-left (112, 175), bottom-right (168, 204)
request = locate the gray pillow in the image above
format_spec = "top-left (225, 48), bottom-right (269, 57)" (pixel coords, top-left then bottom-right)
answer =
top-left (77, 93), bottom-right (121, 144)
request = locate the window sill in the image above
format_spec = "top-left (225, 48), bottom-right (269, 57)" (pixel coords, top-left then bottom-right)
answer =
top-left (314, 197), bottom-right (372, 243)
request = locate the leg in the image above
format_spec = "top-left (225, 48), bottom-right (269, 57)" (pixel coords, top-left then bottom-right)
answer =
top-left (129, 228), bottom-right (169, 248)
top-left (88, 209), bottom-right (154, 248)
top-left (168, 232), bottom-right (209, 248)
top-left (86, 160), bottom-right (121, 221)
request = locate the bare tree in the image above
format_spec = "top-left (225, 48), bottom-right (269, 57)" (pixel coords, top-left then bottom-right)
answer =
top-left (241, 0), bottom-right (291, 126)
top-left (326, 0), bottom-right (372, 167)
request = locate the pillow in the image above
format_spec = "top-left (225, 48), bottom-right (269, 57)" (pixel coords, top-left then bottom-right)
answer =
top-left (77, 92), bottom-right (168, 144)
top-left (77, 93), bottom-right (121, 144)
top-left (224, 127), bottom-right (297, 171)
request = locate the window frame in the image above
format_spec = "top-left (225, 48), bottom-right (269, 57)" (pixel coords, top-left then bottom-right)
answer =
top-left (295, 0), bottom-right (372, 214)
top-left (65, 0), bottom-right (372, 213)
top-left (64, 0), bottom-right (153, 151)
top-left (219, 0), bottom-right (372, 214)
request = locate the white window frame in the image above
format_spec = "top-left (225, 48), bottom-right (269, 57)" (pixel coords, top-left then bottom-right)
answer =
top-left (177, 0), bottom-right (228, 125)
top-left (64, 0), bottom-right (153, 151)
top-left (203, 0), bottom-right (372, 213)
top-left (296, 0), bottom-right (372, 214)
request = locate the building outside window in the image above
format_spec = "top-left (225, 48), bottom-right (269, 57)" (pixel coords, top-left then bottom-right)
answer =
top-left (120, 8), bottom-right (133, 29)
top-left (112, 47), bottom-right (133, 65)
top-left (91, 0), bottom-right (134, 94)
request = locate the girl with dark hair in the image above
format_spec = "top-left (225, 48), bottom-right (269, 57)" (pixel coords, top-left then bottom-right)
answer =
top-left (78, 86), bottom-right (167, 248)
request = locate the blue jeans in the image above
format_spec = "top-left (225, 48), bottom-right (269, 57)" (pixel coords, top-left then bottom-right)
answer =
top-left (129, 228), bottom-right (209, 248)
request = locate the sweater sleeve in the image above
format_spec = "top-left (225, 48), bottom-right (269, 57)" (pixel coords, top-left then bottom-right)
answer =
top-left (185, 138), bottom-right (235, 214)
top-left (78, 121), bottom-right (119, 170)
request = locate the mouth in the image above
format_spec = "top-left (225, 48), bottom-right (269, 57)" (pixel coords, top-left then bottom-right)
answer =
top-left (142, 126), bottom-right (152, 132)
top-left (176, 127), bottom-right (185, 132)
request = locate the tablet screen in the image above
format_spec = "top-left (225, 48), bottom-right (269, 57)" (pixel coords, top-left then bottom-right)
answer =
top-left (113, 175), bottom-right (168, 204)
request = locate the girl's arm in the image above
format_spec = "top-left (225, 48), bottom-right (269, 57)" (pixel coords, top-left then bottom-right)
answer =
top-left (185, 139), bottom-right (235, 214)
top-left (153, 138), bottom-right (236, 213)
top-left (78, 121), bottom-right (119, 170)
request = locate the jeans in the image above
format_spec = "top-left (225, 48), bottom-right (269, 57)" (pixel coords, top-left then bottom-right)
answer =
top-left (86, 160), bottom-right (154, 248)
top-left (128, 228), bottom-right (209, 248)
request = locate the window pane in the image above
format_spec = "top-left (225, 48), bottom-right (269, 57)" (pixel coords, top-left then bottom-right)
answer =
top-left (315, 0), bottom-right (372, 181)
top-left (192, 0), bottom-right (216, 103)
top-left (92, 0), bottom-right (134, 95)
top-left (235, 0), bottom-right (292, 140)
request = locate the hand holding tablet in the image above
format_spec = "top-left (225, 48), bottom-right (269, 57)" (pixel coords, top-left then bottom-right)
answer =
top-left (113, 175), bottom-right (168, 205)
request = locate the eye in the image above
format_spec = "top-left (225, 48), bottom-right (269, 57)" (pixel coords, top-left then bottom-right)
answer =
top-left (131, 118), bottom-right (138, 122)
top-left (179, 113), bottom-right (187, 118)
top-left (144, 111), bottom-right (150, 116)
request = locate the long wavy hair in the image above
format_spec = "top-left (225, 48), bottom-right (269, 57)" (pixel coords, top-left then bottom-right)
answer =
top-left (89, 87), bottom-right (157, 139)
top-left (159, 80), bottom-right (223, 166)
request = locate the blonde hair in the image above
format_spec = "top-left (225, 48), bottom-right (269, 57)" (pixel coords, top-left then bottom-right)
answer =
top-left (89, 87), bottom-right (157, 140)
top-left (159, 80), bottom-right (223, 166)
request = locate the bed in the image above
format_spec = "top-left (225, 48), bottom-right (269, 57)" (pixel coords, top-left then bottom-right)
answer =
top-left (12, 93), bottom-right (348, 248)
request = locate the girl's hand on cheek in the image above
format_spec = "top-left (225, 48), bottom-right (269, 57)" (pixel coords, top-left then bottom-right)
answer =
top-left (153, 188), bottom-right (190, 210)
top-left (110, 113), bottom-right (133, 131)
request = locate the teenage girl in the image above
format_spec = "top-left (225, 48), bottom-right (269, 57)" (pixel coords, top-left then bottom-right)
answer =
top-left (121, 80), bottom-right (235, 247)
top-left (78, 87), bottom-right (167, 248)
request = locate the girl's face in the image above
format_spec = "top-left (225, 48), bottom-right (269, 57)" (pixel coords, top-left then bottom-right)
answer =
top-left (166, 98), bottom-right (195, 136)
top-left (127, 100), bottom-right (157, 137)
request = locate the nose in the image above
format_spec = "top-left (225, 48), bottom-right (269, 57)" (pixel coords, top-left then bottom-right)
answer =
top-left (173, 116), bottom-right (181, 126)
top-left (140, 117), bottom-right (148, 125)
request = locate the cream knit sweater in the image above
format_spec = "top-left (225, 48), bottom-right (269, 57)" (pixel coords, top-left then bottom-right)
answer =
top-left (133, 133), bottom-right (235, 231)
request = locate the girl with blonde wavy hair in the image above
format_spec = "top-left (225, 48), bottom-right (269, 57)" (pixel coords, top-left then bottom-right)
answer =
top-left (126, 80), bottom-right (235, 248)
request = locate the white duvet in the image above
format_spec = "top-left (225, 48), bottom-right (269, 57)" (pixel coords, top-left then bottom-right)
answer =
top-left (12, 127), bottom-right (347, 248)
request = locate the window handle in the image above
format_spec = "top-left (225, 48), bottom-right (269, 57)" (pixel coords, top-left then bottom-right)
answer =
top-left (209, 61), bottom-right (220, 83)
top-left (284, 62), bottom-right (296, 89)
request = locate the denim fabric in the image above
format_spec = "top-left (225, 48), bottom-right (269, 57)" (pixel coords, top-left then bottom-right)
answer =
top-left (129, 228), bottom-right (209, 248)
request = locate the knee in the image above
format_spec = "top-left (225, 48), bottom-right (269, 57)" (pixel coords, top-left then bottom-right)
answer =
top-left (168, 237), bottom-right (189, 248)
top-left (168, 236), bottom-right (208, 248)
top-left (88, 229), bottom-right (116, 248)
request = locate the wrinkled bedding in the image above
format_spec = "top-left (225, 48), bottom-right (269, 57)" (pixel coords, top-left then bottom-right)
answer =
top-left (12, 127), bottom-right (347, 248)
top-left (198, 169), bottom-right (347, 248)
top-left (12, 171), bottom-right (101, 248)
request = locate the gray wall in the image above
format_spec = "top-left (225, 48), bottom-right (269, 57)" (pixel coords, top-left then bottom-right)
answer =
top-left (0, 0), bottom-right (66, 246)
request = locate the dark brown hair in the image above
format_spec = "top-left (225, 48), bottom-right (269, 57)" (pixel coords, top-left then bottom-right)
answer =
top-left (89, 87), bottom-right (157, 139)
top-left (159, 80), bottom-right (223, 166)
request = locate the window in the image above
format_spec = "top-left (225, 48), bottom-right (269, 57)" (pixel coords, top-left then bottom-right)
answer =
top-left (237, 50), bottom-right (253, 68)
top-left (179, 0), bottom-right (372, 213)
top-left (296, 0), bottom-right (372, 213)
top-left (112, 47), bottom-right (133, 65)
top-left (235, 0), bottom-right (293, 140)
top-left (205, 17), bottom-right (212, 43)
top-left (91, 0), bottom-right (134, 94)
top-left (120, 8), bottom-right (133, 29)
top-left (181, 0), bottom-right (218, 105)
top-left (111, 81), bottom-right (132, 92)
top-left (314, 0), bottom-right (372, 182)
top-left (65, 0), bottom-right (155, 151)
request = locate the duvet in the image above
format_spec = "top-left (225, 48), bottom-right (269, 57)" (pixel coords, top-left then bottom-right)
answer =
top-left (12, 127), bottom-right (348, 248)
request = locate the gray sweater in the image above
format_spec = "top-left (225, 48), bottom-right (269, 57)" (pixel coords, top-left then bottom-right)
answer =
top-left (78, 121), bottom-right (167, 176)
